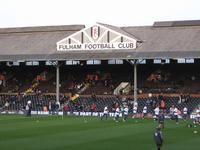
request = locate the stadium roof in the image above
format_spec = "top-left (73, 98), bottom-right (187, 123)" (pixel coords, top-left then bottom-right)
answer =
top-left (0, 20), bottom-right (200, 61)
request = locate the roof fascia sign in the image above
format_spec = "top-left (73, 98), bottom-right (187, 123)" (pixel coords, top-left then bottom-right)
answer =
top-left (56, 23), bottom-right (138, 51)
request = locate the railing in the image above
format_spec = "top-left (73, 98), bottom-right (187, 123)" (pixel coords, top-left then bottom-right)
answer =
top-left (113, 82), bottom-right (130, 95)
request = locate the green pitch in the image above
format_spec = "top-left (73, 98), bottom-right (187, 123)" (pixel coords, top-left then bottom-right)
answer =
top-left (0, 115), bottom-right (199, 150)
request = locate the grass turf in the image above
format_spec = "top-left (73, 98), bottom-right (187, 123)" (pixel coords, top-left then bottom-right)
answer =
top-left (0, 115), bottom-right (199, 150)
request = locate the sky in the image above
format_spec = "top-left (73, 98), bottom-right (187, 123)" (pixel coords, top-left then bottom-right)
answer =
top-left (0, 0), bottom-right (199, 28)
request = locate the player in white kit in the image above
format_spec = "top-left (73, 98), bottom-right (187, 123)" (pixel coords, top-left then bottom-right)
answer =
top-left (123, 105), bottom-right (129, 121)
top-left (101, 106), bottom-right (109, 120)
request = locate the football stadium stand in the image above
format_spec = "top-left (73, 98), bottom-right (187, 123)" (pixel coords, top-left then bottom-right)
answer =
top-left (0, 20), bottom-right (200, 117)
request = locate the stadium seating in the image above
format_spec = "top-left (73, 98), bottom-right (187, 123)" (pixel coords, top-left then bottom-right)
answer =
top-left (0, 62), bottom-right (200, 117)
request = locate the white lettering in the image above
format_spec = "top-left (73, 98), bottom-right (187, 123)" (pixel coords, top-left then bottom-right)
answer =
top-left (118, 43), bottom-right (135, 49)
top-left (57, 42), bottom-right (136, 51)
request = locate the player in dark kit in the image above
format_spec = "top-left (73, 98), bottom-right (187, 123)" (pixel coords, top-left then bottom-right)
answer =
top-left (154, 125), bottom-right (164, 150)
top-left (158, 110), bottom-right (165, 129)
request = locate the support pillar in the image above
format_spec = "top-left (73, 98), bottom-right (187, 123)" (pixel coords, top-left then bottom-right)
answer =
top-left (134, 61), bottom-right (137, 102)
top-left (56, 64), bottom-right (60, 102)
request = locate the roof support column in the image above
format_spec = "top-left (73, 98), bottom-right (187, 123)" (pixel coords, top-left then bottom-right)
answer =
top-left (56, 63), bottom-right (60, 102)
top-left (134, 60), bottom-right (137, 102)
top-left (126, 59), bottom-right (138, 102)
